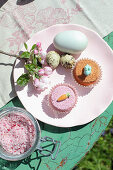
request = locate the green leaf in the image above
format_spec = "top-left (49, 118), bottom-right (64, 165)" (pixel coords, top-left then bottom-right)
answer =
top-left (35, 74), bottom-right (40, 79)
top-left (31, 44), bottom-right (36, 51)
top-left (20, 51), bottom-right (30, 59)
top-left (24, 63), bottom-right (36, 74)
top-left (17, 74), bottom-right (30, 87)
top-left (34, 67), bottom-right (41, 74)
top-left (24, 43), bottom-right (28, 50)
top-left (37, 66), bottom-right (42, 69)
top-left (32, 56), bottom-right (37, 65)
top-left (35, 54), bottom-right (41, 59)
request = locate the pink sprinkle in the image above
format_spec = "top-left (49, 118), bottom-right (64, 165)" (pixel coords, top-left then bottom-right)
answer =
top-left (0, 113), bottom-right (36, 155)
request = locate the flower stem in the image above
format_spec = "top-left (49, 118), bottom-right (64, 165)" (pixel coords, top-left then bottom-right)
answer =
top-left (0, 50), bottom-right (19, 58)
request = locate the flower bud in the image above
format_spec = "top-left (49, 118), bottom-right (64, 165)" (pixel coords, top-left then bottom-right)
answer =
top-left (40, 76), bottom-right (50, 84)
top-left (34, 49), bottom-right (39, 55)
top-left (40, 51), bottom-right (47, 59)
top-left (37, 82), bottom-right (46, 91)
top-left (36, 42), bottom-right (41, 48)
top-left (38, 69), bottom-right (44, 76)
top-left (40, 59), bottom-right (45, 65)
top-left (33, 78), bottom-right (40, 87)
top-left (44, 66), bottom-right (52, 75)
top-left (39, 47), bottom-right (42, 52)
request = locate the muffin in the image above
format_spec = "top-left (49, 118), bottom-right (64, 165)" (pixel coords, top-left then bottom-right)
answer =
top-left (72, 59), bottom-right (101, 87)
top-left (48, 84), bottom-right (78, 113)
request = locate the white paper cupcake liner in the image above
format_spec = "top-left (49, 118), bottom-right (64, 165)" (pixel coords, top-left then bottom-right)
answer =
top-left (71, 58), bottom-right (102, 88)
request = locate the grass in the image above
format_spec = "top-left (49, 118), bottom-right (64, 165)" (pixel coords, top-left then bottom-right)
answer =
top-left (73, 116), bottom-right (113, 170)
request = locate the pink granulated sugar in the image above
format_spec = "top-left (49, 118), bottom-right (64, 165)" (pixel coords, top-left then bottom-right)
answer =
top-left (49, 84), bottom-right (77, 112)
top-left (0, 113), bottom-right (35, 155)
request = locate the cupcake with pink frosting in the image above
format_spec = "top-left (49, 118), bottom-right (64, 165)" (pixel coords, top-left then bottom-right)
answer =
top-left (48, 83), bottom-right (78, 113)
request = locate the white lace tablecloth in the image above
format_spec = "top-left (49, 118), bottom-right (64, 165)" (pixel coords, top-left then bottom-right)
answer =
top-left (0, 0), bottom-right (113, 107)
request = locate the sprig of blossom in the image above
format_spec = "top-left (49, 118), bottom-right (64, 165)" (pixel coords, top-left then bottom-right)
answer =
top-left (17, 42), bottom-right (52, 91)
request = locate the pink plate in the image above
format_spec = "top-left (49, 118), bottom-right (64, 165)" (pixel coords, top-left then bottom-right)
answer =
top-left (13, 24), bottom-right (113, 127)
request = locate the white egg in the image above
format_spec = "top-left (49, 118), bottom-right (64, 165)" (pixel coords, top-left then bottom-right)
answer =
top-left (53, 30), bottom-right (88, 54)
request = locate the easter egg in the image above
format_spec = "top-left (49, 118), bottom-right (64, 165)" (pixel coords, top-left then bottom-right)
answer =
top-left (46, 51), bottom-right (60, 69)
top-left (60, 54), bottom-right (76, 69)
top-left (53, 30), bottom-right (88, 54)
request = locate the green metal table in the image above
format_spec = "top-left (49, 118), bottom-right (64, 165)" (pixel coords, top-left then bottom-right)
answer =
top-left (0, 33), bottom-right (113, 170)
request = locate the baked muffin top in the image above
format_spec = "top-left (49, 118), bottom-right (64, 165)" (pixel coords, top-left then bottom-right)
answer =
top-left (73, 59), bottom-right (101, 86)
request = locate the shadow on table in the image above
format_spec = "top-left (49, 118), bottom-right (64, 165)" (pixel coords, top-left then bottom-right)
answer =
top-left (16, 0), bottom-right (34, 5)
top-left (0, 0), bottom-right (8, 8)
top-left (39, 120), bottom-right (91, 134)
top-left (0, 150), bottom-right (48, 170)
top-left (12, 96), bottom-right (24, 108)
top-left (0, 158), bottom-right (22, 170)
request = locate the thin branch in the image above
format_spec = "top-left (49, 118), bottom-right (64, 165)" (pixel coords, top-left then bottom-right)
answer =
top-left (0, 50), bottom-right (19, 58)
